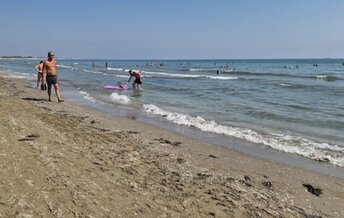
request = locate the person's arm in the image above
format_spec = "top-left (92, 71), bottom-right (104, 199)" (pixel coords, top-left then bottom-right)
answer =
top-left (35, 65), bottom-right (40, 72)
top-left (128, 75), bottom-right (132, 82)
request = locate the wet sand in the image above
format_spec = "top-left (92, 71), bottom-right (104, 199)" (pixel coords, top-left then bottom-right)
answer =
top-left (0, 72), bottom-right (343, 217)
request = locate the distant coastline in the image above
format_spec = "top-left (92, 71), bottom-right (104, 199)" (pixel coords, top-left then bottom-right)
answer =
top-left (0, 55), bottom-right (33, 58)
top-left (1, 55), bottom-right (343, 61)
top-left (0, 55), bottom-right (44, 59)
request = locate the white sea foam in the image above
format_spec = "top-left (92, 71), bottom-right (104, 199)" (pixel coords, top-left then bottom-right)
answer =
top-left (82, 69), bottom-right (107, 75)
top-left (57, 64), bottom-right (73, 69)
top-left (79, 91), bottom-right (96, 103)
top-left (14, 72), bottom-right (30, 76)
top-left (107, 67), bottom-right (124, 71)
top-left (114, 75), bottom-right (130, 78)
top-left (143, 104), bottom-right (344, 167)
top-left (315, 75), bottom-right (338, 81)
top-left (316, 75), bottom-right (328, 79)
top-left (1, 70), bottom-right (34, 79)
top-left (142, 71), bottom-right (237, 80)
top-left (82, 69), bottom-right (101, 74)
top-left (1, 69), bottom-right (32, 77)
top-left (73, 62), bottom-right (79, 65)
top-left (189, 68), bottom-right (207, 72)
top-left (280, 83), bottom-right (293, 87)
top-left (222, 69), bottom-right (235, 73)
top-left (1, 74), bottom-right (27, 79)
top-left (143, 71), bottom-right (200, 78)
top-left (206, 76), bottom-right (238, 80)
top-left (110, 92), bottom-right (130, 104)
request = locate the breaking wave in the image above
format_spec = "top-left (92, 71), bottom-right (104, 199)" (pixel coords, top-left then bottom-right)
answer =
top-left (143, 104), bottom-right (344, 167)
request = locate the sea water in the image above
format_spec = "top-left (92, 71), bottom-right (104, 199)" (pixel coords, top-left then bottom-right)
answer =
top-left (1, 58), bottom-right (344, 169)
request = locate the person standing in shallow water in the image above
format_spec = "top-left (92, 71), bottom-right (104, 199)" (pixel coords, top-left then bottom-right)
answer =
top-left (42, 51), bottom-right (64, 102)
top-left (128, 69), bottom-right (142, 90)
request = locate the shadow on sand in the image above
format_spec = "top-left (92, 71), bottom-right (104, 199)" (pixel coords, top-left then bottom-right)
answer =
top-left (22, 97), bottom-right (47, 102)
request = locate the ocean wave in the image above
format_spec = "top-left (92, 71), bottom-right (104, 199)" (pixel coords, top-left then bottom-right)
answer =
top-left (220, 70), bottom-right (292, 77)
top-left (181, 69), bottom-right (344, 82)
top-left (19, 72), bottom-right (31, 76)
top-left (107, 67), bottom-right (124, 71)
top-left (142, 71), bottom-right (238, 80)
top-left (57, 64), bottom-right (73, 69)
top-left (189, 68), bottom-right (208, 72)
top-left (79, 91), bottom-right (96, 103)
top-left (205, 76), bottom-right (238, 80)
top-left (143, 104), bottom-right (344, 167)
top-left (221, 69), bottom-right (235, 73)
top-left (314, 75), bottom-right (339, 81)
top-left (110, 92), bottom-right (130, 104)
top-left (1, 70), bottom-right (33, 79)
top-left (221, 70), bottom-right (343, 82)
top-left (280, 83), bottom-right (294, 87)
top-left (143, 71), bottom-right (200, 78)
top-left (0, 74), bottom-right (27, 79)
top-left (82, 69), bottom-right (107, 75)
top-left (113, 75), bottom-right (130, 78)
top-left (278, 82), bottom-right (344, 92)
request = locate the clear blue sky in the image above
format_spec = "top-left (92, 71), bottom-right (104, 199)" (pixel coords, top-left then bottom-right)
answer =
top-left (1, 0), bottom-right (343, 59)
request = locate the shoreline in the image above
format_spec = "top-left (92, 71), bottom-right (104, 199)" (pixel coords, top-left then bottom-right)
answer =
top-left (64, 81), bottom-right (344, 179)
top-left (1, 72), bottom-right (343, 217)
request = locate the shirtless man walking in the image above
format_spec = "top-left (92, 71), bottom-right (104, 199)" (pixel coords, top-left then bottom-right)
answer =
top-left (42, 51), bottom-right (64, 102)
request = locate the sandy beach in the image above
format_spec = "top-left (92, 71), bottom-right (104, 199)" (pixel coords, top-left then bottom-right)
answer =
top-left (0, 72), bottom-right (343, 217)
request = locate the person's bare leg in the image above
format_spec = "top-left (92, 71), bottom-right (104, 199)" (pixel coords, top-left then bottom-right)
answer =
top-left (47, 84), bottom-right (52, 101)
top-left (37, 73), bottom-right (40, 88)
top-left (54, 83), bottom-right (64, 102)
top-left (39, 74), bottom-right (43, 87)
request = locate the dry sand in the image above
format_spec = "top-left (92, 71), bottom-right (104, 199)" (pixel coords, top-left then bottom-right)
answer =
top-left (0, 72), bottom-right (343, 217)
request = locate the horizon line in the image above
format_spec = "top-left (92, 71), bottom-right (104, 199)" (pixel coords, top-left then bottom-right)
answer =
top-left (1, 56), bottom-right (344, 61)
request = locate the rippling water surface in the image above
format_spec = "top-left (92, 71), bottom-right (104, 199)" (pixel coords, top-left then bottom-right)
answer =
top-left (1, 58), bottom-right (344, 167)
